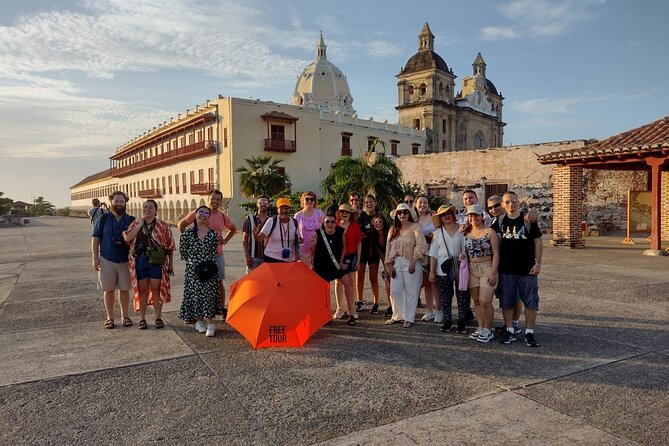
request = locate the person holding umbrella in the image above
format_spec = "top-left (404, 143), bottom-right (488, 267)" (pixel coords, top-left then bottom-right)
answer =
top-left (311, 213), bottom-right (357, 326)
top-left (179, 205), bottom-right (222, 337)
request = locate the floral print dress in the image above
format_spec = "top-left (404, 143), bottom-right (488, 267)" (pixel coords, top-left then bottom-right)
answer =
top-left (178, 228), bottom-right (222, 320)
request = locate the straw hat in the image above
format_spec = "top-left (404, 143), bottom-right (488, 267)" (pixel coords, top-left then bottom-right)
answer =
top-left (276, 197), bottom-right (291, 208)
top-left (432, 204), bottom-right (457, 228)
top-left (337, 203), bottom-right (359, 214)
top-left (390, 202), bottom-right (418, 222)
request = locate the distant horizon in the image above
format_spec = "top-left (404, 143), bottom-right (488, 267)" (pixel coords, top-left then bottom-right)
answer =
top-left (1, 0), bottom-right (667, 207)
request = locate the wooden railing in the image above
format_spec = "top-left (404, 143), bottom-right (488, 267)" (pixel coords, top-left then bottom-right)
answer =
top-left (264, 138), bottom-right (296, 153)
top-left (111, 140), bottom-right (217, 177)
top-left (138, 188), bottom-right (162, 198)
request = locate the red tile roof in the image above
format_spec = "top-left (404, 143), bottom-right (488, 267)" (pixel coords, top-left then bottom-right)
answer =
top-left (538, 116), bottom-right (669, 164)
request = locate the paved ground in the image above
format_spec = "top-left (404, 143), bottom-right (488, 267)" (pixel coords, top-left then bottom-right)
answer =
top-left (0, 216), bottom-right (667, 445)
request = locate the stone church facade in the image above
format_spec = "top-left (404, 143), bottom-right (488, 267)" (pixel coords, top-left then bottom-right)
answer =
top-left (397, 23), bottom-right (505, 152)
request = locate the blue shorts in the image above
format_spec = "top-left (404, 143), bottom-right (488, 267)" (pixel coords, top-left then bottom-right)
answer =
top-left (216, 254), bottom-right (225, 280)
top-left (500, 274), bottom-right (539, 310)
top-left (135, 254), bottom-right (162, 280)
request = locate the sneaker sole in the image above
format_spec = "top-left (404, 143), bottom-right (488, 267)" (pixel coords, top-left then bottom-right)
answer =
top-left (476, 336), bottom-right (493, 343)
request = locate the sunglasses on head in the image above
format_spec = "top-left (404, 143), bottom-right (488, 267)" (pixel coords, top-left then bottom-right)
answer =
top-left (304, 197), bottom-right (315, 202)
top-left (397, 210), bottom-right (409, 215)
top-left (487, 203), bottom-right (501, 210)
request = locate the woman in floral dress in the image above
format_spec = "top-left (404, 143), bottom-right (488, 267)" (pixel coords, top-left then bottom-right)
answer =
top-left (179, 205), bottom-right (222, 337)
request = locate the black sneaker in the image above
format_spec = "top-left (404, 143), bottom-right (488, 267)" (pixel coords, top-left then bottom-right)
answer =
top-left (355, 301), bottom-right (365, 311)
top-left (524, 332), bottom-right (540, 347)
top-left (440, 320), bottom-right (453, 332)
top-left (456, 321), bottom-right (467, 334)
top-left (513, 326), bottom-right (522, 336)
top-left (347, 315), bottom-right (356, 326)
top-left (370, 304), bottom-right (379, 314)
top-left (498, 330), bottom-right (517, 344)
top-left (384, 306), bottom-right (393, 317)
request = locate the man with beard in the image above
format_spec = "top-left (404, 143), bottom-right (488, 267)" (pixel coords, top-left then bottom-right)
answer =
top-left (178, 189), bottom-right (237, 318)
top-left (257, 197), bottom-right (302, 262)
top-left (242, 195), bottom-right (272, 272)
top-left (92, 191), bottom-right (135, 329)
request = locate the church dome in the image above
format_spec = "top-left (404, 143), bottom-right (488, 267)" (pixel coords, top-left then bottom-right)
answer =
top-left (291, 33), bottom-right (355, 116)
top-left (402, 50), bottom-right (449, 74)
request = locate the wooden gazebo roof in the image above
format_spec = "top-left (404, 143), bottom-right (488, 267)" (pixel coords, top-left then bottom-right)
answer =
top-left (538, 116), bottom-right (669, 170)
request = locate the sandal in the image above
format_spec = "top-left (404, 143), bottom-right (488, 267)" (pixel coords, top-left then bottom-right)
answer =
top-left (122, 317), bottom-right (133, 327)
top-left (104, 319), bottom-right (115, 329)
top-left (138, 319), bottom-right (147, 330)
top-left (155, 318), bottom-right (164, 329)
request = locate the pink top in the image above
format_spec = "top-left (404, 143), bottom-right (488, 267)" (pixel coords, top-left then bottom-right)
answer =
top-left (385, 223), bottom-right (428, 263)
top-left (181, 210), bottom-right (231, 256)
top-left (295, 209), bottom-right (324, 256)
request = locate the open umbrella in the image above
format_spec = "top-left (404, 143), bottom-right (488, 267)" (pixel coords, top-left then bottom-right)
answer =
top-left (227, 262), bottom-right (331, 349)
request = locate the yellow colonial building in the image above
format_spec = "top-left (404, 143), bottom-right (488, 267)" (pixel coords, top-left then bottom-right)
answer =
top-left (70, 34), bottom-right (426, 224)
top-left (71, 24), bottom-right (504, 225)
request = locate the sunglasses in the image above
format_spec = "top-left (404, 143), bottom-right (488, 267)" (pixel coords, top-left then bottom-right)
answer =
top-left (324, 220), bottom-right (336, 224)
top-left (349, 198), bottom-right (359, 202)
top-left (397, 210), bottom-right (409, 215)
top-left (304, 197), bottom-right (315, 202)
top-left (440, 213), bottom-right (453, 218)
top-left (487, 203), bottom-right (501, 210)
top-left (197, 210), bottom-right (210, 216)
top-left (404, 200), bottom-right (413, 204)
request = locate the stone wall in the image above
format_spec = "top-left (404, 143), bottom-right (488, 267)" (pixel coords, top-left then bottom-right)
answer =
top-left (394, 140), bottom-right (663, 237)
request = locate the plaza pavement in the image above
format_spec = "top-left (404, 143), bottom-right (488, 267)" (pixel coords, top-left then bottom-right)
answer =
top-left (0, 216), bottom-right (667, 445)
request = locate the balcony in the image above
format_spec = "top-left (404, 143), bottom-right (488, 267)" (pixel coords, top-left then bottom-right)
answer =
top-left (190, 182), bottom-right (214, 195)
top-left (264, 138), bottom-right (296, 153)
top-left (111, 140), bottom-right (217, 178)
top-left (138, 188), bottom-right (162, 198)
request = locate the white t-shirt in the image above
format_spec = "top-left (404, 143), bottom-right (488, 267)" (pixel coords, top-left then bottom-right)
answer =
top-left (429, 227), bottom-right (465, 276)
top-left (260, 216), bottom-right (299, 261)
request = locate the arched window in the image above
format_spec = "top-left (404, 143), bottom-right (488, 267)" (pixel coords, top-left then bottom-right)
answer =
top-left (419, 83), bottom-right (427, 96)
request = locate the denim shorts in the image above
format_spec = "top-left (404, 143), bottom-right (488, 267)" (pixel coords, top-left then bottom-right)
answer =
top-left (135, 254), bottom-right (163, 280)
top-left (500, 274), bottom-right (540, 310)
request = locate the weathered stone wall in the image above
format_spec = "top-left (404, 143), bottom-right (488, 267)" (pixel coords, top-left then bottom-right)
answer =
top-left (395, 140), bottom-right (586, 232)
top-left (395, 140), bottom-right (663, 236)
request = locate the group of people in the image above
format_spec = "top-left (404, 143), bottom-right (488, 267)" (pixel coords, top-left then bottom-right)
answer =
top-left (91, 186), bottom-right (543, 347)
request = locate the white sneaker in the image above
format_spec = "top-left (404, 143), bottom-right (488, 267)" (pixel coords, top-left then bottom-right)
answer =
top-left (205, 324), bottom-right (216, 337)
top-left (468, 328), bottom-right (482, 340)
top-left (195, 320), bottom-right (207, 333)
top-left (476, 329), bottom-right (494, 343)
top-left (433, 310), bottom-right (444, 324)
top-left (421, 310), bottom-right (435, 321)
top-left (333, 310), bottom-right (345, 320)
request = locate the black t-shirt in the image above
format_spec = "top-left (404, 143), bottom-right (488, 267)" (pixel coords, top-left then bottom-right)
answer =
top-left (313, 227), bottom-right (346, 282)
top-left (491, 212), bottom-right (542, 275)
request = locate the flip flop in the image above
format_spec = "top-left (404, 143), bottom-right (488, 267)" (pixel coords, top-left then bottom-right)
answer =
top-left (155, 318), bottom-right (164, 329)
top-left (138, 319), bottom-right (147, 330)
top-left (104, 319), bottom-right (115, 329)
top-left (122, 317), bottom-right (133, 327)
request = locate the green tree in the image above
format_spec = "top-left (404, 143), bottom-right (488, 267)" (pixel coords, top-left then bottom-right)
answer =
top-left (322, 154), bottom-right (403, 216)
top-left (236, 155), bottom-right (289, 199)
top-left (29, 196), bottom-right (55, 216)
top-left (0, 192), bottom-right (13, 215)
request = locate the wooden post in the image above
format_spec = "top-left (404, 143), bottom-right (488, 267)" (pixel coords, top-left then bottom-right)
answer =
top-left (647, 158), bottom-right (663, 251)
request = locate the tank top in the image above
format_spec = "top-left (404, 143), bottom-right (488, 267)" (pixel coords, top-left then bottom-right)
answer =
top-left (465, 233), bottom-right (492, 258)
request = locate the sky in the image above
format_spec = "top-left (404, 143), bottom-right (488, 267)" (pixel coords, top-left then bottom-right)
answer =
top-left (0, 0), bottom-right (667, 207)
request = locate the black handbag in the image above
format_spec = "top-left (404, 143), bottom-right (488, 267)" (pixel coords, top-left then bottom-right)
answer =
top-left (195, 260), bottom-right (218, 282)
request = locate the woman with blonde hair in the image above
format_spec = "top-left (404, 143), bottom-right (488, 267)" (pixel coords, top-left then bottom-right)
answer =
top-left (295, 190), bottom-right (325, 267)
top-left (384, 203), bottom-right (428, 328)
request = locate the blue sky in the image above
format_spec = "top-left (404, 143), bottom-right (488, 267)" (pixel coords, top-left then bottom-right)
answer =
top-left (0, 0), bottom-right (667, 207)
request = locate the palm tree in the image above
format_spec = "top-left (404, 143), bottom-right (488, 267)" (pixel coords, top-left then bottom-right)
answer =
top-left (236, 155), bottom-right (288, 199)
top-left (322, 154), bottom-right (403, 216)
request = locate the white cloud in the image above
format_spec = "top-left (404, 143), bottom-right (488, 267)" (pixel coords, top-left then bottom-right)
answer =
top-left (480, 0), bottom-right (606, 40)
top-left (508, 90), bottom-right (652, 115)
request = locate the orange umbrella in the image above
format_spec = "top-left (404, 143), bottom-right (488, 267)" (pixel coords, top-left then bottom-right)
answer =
top-left (227, 262), bottom-right (331, 349)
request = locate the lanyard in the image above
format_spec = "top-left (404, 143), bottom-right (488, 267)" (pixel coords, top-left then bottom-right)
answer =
top-left (279, 220), bottom-right (290, 248)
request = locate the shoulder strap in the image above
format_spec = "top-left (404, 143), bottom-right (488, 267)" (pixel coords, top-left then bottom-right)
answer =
top-left (99, 212), bottom-right (108, 230)
top-left (441, 227), bottom-right (453, 258)
top-left (320, 229), bottom-right (340, 269)
top-left (267, 216), bottom-right (279, 238)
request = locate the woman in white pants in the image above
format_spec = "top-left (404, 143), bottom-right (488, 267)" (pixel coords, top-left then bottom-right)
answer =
top-left (384, 203), bottom-right (428, 328)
